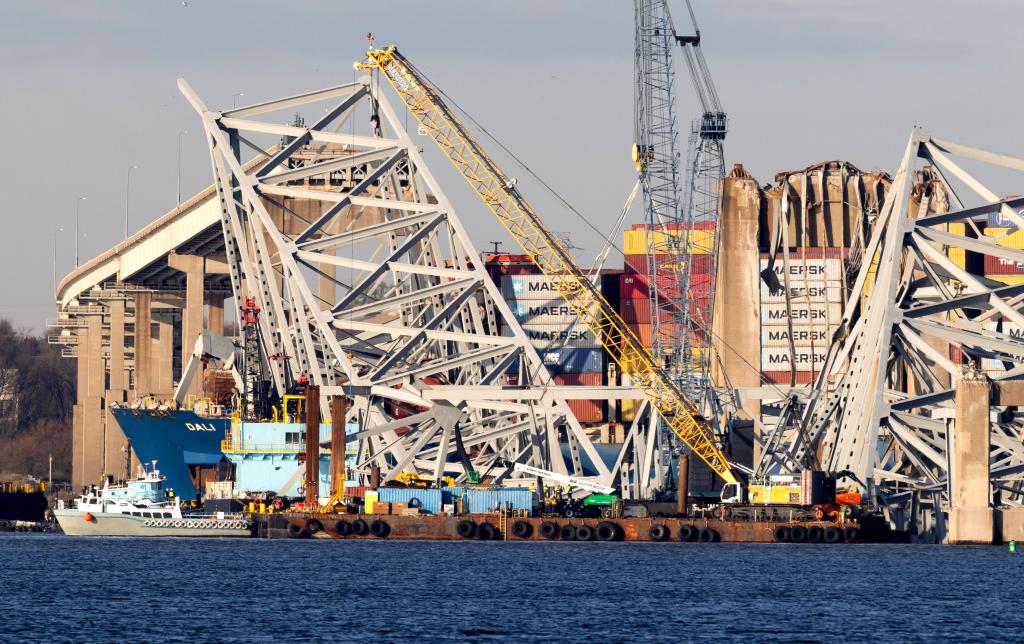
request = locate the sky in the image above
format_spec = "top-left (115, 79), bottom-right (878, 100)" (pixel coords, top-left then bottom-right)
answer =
top-left (1, 0), bottom-right (1021, 330)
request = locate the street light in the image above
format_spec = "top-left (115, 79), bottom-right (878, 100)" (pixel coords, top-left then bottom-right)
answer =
top-left (177, 130), bottom-right (189, 208)
top-left (53, 226), bottom-right (64, 297)
top-left (125, 164), bottom-right (139, 240)
top-left (74, 196), bottom-right (87, 267)
top-left (232, 92), bottom-right (245, 108)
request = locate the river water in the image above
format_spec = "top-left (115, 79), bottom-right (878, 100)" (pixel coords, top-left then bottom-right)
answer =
top-left (2, 534), bottom-right (1021, 642)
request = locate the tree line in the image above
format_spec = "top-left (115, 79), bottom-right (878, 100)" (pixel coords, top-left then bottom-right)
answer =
top-left (0, 319), bottom-right (75, 481)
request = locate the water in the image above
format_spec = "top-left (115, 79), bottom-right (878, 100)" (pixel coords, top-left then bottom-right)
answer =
top-left (2, 533), bottom-right (1021, 643)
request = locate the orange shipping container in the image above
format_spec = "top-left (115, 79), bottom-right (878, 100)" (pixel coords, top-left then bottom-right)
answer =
top-left (761, 371), bottom-right (815, 385)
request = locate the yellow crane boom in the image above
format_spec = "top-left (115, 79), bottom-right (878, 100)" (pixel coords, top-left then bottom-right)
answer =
top-left (356, 46), bottom-right (737, 485)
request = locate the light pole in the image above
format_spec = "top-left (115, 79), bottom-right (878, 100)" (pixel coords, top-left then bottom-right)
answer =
top-left (232, 92), bottom-right (245, 108)
top-left (125, 164), bottom-right (139, 240)
top-left (177, 129), bottom-right (188, 207)
top-left (74, 196), bottom-right (87, 267)
top-left (53, 226), bottom-right (63, 297)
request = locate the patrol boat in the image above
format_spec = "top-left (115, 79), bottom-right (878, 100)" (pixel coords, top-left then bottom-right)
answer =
top-left (53, 463), bottom-right (250, 537)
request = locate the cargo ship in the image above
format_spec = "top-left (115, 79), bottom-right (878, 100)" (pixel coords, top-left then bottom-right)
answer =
top-left (110, 406), bottom-right (230, 499)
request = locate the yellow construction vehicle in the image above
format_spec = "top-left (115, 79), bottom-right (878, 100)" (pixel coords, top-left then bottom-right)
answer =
top-left (356, 46), bottom-right (737, 486)
top-left (393, 471), bottom-right (456, 489)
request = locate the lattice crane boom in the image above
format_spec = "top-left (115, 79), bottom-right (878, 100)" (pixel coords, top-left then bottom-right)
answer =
top-left (356, 46), bottom-right (737, 484)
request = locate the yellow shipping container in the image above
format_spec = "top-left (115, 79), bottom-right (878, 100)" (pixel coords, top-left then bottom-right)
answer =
top-left (987, 274), bottom-right (1024, 286)
top-left (949, 248), bottom-right (966, 269)
top-left (620, 399), bottom-right (641, 422)
top-left (948, 222), bottom-right (966, 269)
top-left (364, 490), bottom-right (379, 514)
top-left (982, 227), bottom-right (1024, 249)
top-left (623, 229), bottom-right (714, 255)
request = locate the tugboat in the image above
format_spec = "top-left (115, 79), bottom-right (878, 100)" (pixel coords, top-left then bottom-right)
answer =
top-left (53, 462), bottom-right (250, 537)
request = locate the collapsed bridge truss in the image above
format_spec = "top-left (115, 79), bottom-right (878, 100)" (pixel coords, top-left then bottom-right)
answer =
top-left (758, 128), bottom-right (1024, 534)
top-left (178, 77), bottom-right (665, 491)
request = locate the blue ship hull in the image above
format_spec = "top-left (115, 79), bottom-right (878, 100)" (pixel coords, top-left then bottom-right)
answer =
top-left (110, 408), bottom-right (229, 497)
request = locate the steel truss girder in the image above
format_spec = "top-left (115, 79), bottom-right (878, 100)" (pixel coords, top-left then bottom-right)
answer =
top-left (757, 128), bottom-right (1024, 534)
top-left (181, 76), bottom-right (672, 493)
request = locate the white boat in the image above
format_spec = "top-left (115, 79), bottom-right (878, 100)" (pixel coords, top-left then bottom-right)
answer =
top-left (54, 463), bottom-right (250, 537)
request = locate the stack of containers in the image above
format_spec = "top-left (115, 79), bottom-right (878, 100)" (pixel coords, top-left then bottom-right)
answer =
top-left (618, 223), bottom-right (714, 422)
top-left (980, 211), bottom-right (1024, 371)
top-left (759, 248), bottom-right (844, 384)
top-left (620, 223), bottom-right (714, 354)
top-left (488, 257), bottom-right (607, 424)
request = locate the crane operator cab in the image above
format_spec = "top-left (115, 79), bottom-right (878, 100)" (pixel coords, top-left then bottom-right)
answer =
top-left (720, 482), bottom-right (745, 505)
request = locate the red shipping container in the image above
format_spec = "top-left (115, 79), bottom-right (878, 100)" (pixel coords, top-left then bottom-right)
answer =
top-left (619, 272), bottom-right (711, 299)
top-left (549, 372), bottom-right (605, 423)
top-left (761, 371), bottom-right (815, 385)
top-left (984, 255), bottom-right (1024, 275)
top-left (620, 273), bottom-right (685, 300)
top-left (552, 372), bottom-right (603, 386)
top-left (566, 398), bottom-right (605, 423)
top-left (621, 298), bottom-right (675, 324)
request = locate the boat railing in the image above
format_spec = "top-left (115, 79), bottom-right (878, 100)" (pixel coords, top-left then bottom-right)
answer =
top-left (220, 439), bottom-right (305, 453)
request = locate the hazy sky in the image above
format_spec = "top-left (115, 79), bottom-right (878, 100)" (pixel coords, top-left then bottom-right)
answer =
top-left (1, 0), bottom-right (1021, 330)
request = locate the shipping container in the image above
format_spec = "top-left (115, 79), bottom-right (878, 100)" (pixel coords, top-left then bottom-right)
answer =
top-left (552, 372), bottom-right (603, 386)
top-left (485, 254), bottom-right (535, 264)
top-left (625, 323), bottom-right (706, 348)
top-left (620, 298), bottom-right (713, 326)
top-left (950, 345), bottom-right (962, 364)
top-left (444, 487), bottom-right (535, 516)
top-left (504, 348), bottom-right (605, 377)
top-left (509, 300), bottom-right (597, 325)
top-left (760, 247), bottom-right (849, 259)
top-left (984, 255), bottom-right (1024, 274)
top-left (501, 323), bottom-right (602, 349)
top-left (760, 326), bottom-right (832, 348)
top-left (619, 273), bottom-right (681, 300)
top-left (553, 372), bottom-right (606, 423)
top-left (622, 253), bottom-right (712, 275)
top-left (984, 207), bottom-right (1024, 228)
top-left (760, 283), bottom-right (844, 304)
top-left (760, 371), bottom-right (815, 385)
top-left (760, 302), bottom-right (842, 326)
top-left (758, 256), bottom-right (845, 283)
top-left (983, 227), bottom-right (1024, 249)
top-left (374, 487), bottom-right (444, 515)
top-left (501, 275), bottom-right (565, 299)
top-left (629, 222), bottom-right (716, 231)
top-left (760, 347), bottom-right (828, 370)
top-left (566, 398), bottom-right (605, 423)
top-left (540, 348), bottom-right (604, 374)
top-left (947, 223), bottom-right (967, 269)
top-left (620, 398), bottom-right (641, 422)
top-left (623, 229), bottom-right (715, 255)
top-left (987, 274), bottom-right (1024, 286)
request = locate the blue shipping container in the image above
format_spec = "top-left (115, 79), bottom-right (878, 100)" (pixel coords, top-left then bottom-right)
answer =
top-left (374, 487), bottom-right (443, 515)
top-left (988, 207), bottom-right (1024, 228)
top-left (505, 348), bottom-right (604, 376)
top-left (445, 487), bottom-right (535, 516)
